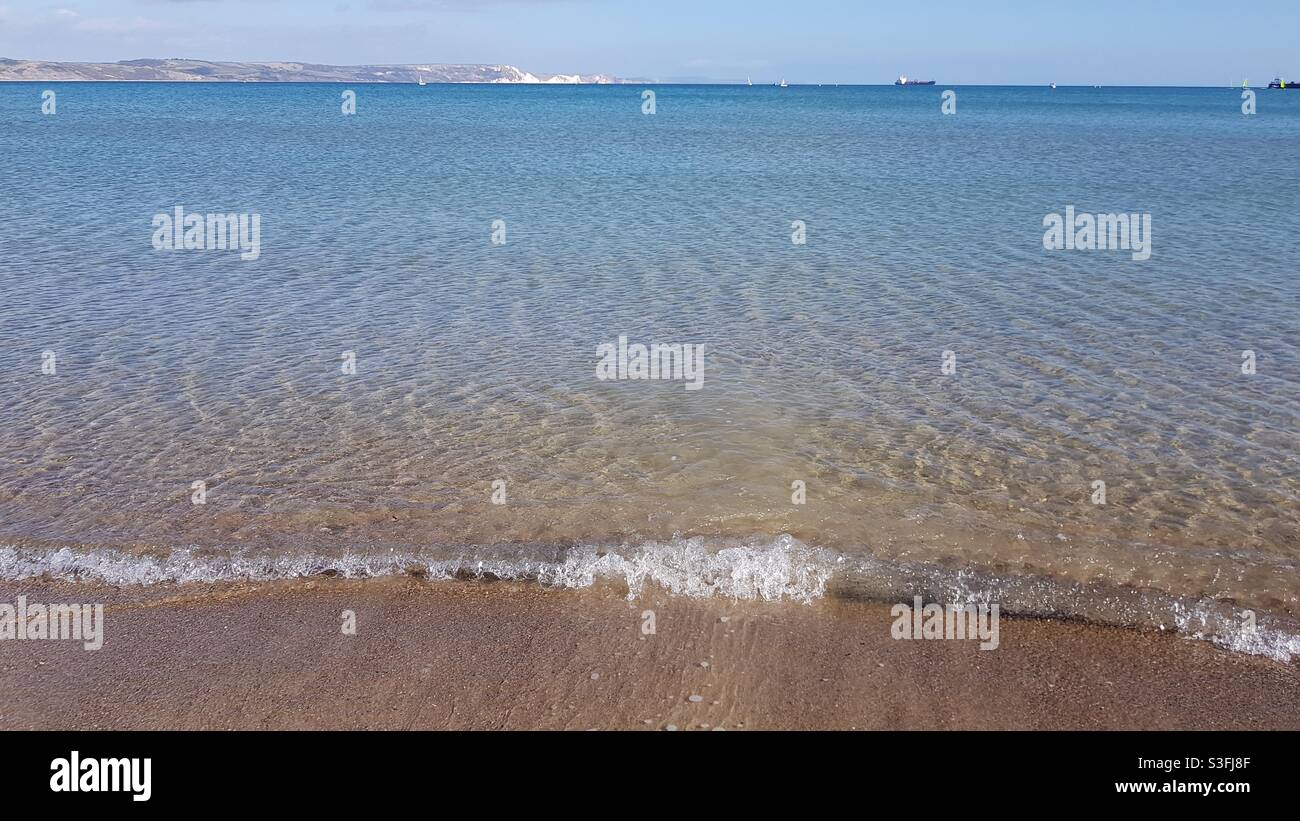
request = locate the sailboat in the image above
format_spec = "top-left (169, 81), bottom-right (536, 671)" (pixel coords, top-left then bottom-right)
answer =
top-left (417, 76), bottom-right (426, 86)
top-left (747, 76), bottom-right (752, 86)
top-left (778, 79), bottom-right (789, 88)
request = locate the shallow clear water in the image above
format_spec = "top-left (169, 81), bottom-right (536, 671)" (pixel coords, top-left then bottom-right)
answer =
top-left (1, 83), bottom-right (1297, 656)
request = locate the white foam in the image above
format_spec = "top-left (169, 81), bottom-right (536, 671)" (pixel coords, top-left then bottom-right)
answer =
top-left (3, 540), bottom-right (1296, 662)
top-left (1171, 599), bottom-right (1300, 664)
top-left (577, 535), bottom-right (835, 602)
top-left (0, 535), bottom-right (836, 604)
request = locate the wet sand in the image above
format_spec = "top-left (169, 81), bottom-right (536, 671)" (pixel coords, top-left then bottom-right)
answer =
top-left (1, 577), bottom-right (1297, 730)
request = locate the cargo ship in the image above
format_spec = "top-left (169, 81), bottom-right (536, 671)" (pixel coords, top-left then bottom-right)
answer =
top-left (1268, 77), bottom-right (1295, 89)
top-left (895, 75), bottom-right (936, 86)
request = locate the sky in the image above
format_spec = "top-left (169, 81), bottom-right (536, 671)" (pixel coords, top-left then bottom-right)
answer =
top-left (0, 0), bottom-right (1296, 85)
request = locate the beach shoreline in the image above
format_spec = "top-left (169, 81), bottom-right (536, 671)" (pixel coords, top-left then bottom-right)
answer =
top-left (2, 577), bottom-right (1297, 731)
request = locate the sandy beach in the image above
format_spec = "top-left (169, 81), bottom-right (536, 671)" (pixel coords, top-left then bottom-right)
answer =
top-left (2, 577), bottom-right (1297, 731)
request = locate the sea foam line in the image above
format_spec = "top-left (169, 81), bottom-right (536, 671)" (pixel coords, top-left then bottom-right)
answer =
top-left (3, 538), bottom-right (1297, 663)
top-left (0, 536), bottom-right (836, 604)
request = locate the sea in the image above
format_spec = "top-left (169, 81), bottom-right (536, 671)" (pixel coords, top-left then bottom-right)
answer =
top-left (1, 82), bottom-right (1297, 659)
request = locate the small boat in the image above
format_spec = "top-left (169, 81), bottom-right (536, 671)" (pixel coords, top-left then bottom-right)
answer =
top-left (895, 75), bottom-right (935, 86)
top-left (747, 76), bottom-right (752, 86)
top-left (1050, 82), bottom-right (1057, 89)
top-left (1269, 76), bottom-right (1296, 89)
top-left (417, 76), bottom-right (426, 86)
top-left (779, 79), bottom-right (789, 88)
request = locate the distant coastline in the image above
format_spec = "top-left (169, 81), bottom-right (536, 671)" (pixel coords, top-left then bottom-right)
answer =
top-left (0, 57), bottom-right (629, 84)
top-left (0, 62), bottom-right (1270, 87)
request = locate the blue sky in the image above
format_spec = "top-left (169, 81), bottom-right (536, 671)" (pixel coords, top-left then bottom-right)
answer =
top-left (0, 0), bottom-right (1295, 85)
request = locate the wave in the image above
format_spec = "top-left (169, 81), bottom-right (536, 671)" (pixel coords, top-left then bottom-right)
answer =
top-left (0, 536), bottom-right (836, 603)
top-left (2, 536), bottom-right (1296, 663)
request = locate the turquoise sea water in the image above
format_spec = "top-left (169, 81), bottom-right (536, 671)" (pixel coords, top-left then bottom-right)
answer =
top-left (1, 84), bottom-right (1297, 657)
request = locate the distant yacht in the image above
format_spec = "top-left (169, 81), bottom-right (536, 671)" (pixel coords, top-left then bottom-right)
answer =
top-left (1269, 76), bottom-right (1295, 89)
top-left (1050, 82), bottom-right (1057, 89)
top-left (417, 76), bottom-right (426, 86)
top-left (894, 75), bottom-right (935, 86)
top-left (778, 79), bottom-right (789, 88)
top-left (747, 76), bottom-right (752, 86)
